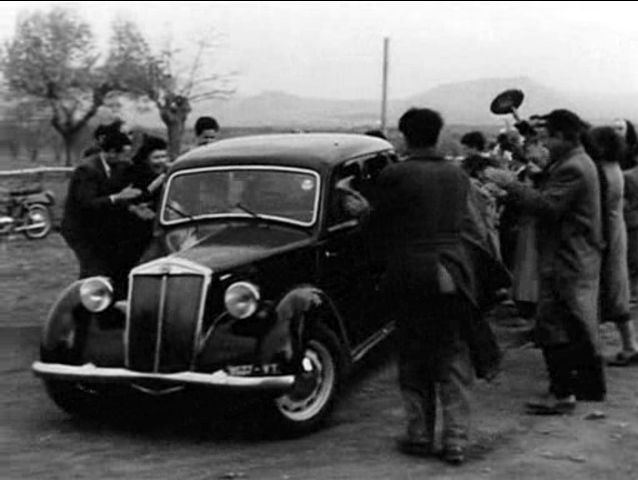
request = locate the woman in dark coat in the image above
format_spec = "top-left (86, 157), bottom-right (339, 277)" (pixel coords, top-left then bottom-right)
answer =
top-left (118, 135), bottom-right (169, 271)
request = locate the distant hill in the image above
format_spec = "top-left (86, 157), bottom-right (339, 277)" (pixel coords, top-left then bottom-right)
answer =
top-left (196, 91), bottom-right (378, 129)
top-left (196, 76), bottom-right (638, 129)
top-left (397, 76), bottom-right (568, 125)
top-left (2, 76), bottom-right (634, 131)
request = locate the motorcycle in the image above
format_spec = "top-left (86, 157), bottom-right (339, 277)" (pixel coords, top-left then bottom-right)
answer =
top-left (0, 187), bottom-right (55, 240)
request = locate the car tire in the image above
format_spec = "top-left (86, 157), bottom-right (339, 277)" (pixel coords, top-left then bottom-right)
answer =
top-left (23, 204), bottom-right (52, 240)
top-left (270, 324), bottom-right (345, 435)
top-left (44, 380), bottom-right (110, 417)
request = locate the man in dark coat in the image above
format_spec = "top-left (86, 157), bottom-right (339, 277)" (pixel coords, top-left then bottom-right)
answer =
top-left (372, 108), bottom-right (496, 465)
top-left (61, 128), bottom-right (141, 286)
top-left (487, 109), bottom-right (606, 413)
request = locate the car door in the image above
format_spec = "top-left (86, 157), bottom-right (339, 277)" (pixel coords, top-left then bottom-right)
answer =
top-left (316, 159), bottom-right (372, 346)
top-left (356, 153), bottom-right (396, 338)
top-left (317, 153), bottom-right (395, 347)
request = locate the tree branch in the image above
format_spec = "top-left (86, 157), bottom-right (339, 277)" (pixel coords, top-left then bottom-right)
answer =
top-left (73, 82), bottom-right (113, 133)
top-left (183, 38), bottom-right (207, 97)
top-left (189, 87), bottom-right (236, 102)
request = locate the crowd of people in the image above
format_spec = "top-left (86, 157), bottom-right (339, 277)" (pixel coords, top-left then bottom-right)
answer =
top-left (59, 106), bottom-right (638, 466)
top-left (368, 108), bottom-right (638, 465)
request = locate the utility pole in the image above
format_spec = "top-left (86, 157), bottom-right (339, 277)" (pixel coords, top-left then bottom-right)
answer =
top-left (380, 37), bottom-right (389, 135)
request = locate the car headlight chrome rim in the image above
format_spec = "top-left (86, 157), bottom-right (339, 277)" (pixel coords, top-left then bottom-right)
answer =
top-left (79, 276), bottom-right (114, 313)
top-left (224, 281), bottom-right (260, 319)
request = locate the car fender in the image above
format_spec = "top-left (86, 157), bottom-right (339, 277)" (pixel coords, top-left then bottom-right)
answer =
top-left (259, 286), bottom-right (351, 364)
top-left (24, 190), bottom-right (55, 206)
top-left (40, 281), bottom-right (85, 361)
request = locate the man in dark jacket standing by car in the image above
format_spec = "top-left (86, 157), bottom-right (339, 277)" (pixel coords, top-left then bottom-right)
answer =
top-left (486, 109), bottom-right (606, 413)
top-left (372, 108), bottom-right (480, 465)
top-left (61, 126), bottom-right (141, 284)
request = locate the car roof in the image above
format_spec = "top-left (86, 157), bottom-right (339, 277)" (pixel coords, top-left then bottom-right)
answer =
top-left (171, 133), bottom-right (394, 174)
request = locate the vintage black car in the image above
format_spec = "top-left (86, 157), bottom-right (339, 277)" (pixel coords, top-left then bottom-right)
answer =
top-left (33, 133), bottom-right (397, 433)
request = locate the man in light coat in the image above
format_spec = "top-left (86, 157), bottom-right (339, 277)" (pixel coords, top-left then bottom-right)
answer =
top-left (487, 109), bottom-right (606, 413)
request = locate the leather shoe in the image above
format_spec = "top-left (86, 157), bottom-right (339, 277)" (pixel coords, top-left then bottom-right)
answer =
top-left (441, 445), bottom-right (465, 465)
top-left (395, 437), bottom-right (433, 457)
top-left (525, 395), bottom-right (576, 415)
top-left (575, 391), bottom-right (606, 402)
top-left (607, 351), bottom-right (638, 367)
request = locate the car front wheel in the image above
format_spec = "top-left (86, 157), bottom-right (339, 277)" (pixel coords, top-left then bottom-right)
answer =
top-left (271, 325), bottom-right (345, 435)
top-left (44, 380), bottom-right (107, 417)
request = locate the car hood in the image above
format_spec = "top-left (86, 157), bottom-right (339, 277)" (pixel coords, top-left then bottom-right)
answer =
top-left (168, 223), bottom-right (313, 271)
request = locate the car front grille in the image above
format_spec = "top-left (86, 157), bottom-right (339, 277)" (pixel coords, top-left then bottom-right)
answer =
top-left (125, 259), bottom-right (212, 373)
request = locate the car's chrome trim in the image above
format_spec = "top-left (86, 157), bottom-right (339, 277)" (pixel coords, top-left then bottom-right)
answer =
top-left (131, 384), bottom-right (185, 396)
top-left (351, 322), bottom-right (395, 363)
top-left (130, 257), bottom-right (213, 277)
top-left (160, 165), bottom-right (321, 228)
top-left (113, 300), bottom-right (127, 314)
top-left (327, 219), bottom-right (359, 233)
top-left (191, 266), bottom-right (213, 370)
top-left (32, 362), bottom-right (295, 390)
top-left (125, 258), bottom-right (213, 371)
top-left (153, 276), bottom-right (168, 372)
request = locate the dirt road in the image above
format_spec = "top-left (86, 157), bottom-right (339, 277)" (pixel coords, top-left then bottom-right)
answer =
top-left (2, 235), bottom-right (638, 479)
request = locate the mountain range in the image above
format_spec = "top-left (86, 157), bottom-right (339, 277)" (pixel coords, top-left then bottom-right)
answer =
top-left (193, 76), bottom-right (638, 128)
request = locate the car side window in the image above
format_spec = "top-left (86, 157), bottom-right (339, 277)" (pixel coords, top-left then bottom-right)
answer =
top-left (328, 161), bottom-right (364, 227)
top-left (359, 153), bottom-right (393, 206)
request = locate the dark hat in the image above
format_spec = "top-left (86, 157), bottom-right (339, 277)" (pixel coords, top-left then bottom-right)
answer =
top-left (535, 109), bottom-right (589, 134)
top-left (101, 129), bottom-right (132, 153)
top-left (94, 120), bottom-right (124, 140)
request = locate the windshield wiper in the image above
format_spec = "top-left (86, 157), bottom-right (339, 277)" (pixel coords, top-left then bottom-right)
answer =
top-left (165, 201), bottom-right (201, 246)
top-left (234, 202), bottom-right (264, 220)
top-left (166, 201), bottom-right (196, 222)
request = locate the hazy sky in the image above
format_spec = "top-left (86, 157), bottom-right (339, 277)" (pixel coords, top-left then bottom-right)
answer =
top-left (0, 1), bottom-right (636, 100)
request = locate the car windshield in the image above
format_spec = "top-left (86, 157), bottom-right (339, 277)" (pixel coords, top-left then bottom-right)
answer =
top-left (161, 167), bottom-right (320, 226)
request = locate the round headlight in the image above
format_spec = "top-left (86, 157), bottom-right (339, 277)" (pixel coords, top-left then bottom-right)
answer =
top-left (224, 281), bottom-right (260, 319)
top-left (79, 277), bottom-right (114, 313)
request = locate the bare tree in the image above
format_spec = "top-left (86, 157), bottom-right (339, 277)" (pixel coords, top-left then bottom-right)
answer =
top-left (1, 7), bottom-right (117, 166)
top-left (4, 98), bottom-right (61, 162)
top-left (107, 19), bottom-right (236, 159)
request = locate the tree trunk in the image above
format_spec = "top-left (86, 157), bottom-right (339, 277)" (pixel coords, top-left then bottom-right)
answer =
top-left (63, 137), bottom-right (73, 167)
top-left (166, 119), bottom-right (185, 161)
top-left (61, 132), bottom-right (81, 167)
top-left (159, 95), bottom-right (191, 161)
top-left (50, 85), bottom-right (110, 166)
top-left (29, 147), bottom-right (39, 163)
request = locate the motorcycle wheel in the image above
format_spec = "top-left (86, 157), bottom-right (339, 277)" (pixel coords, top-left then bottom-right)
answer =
top-left (23, 204), bottom-right (53, 239)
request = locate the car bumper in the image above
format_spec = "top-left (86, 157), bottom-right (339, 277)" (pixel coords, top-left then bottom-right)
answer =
top-left (32, 361), bottom-right (295, 391)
